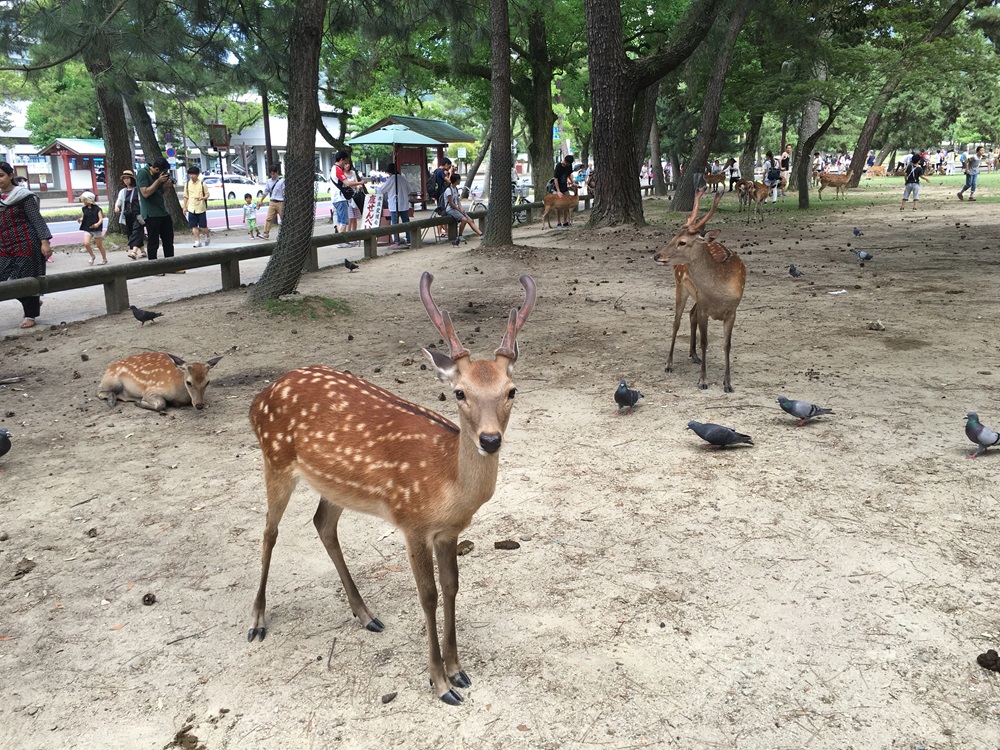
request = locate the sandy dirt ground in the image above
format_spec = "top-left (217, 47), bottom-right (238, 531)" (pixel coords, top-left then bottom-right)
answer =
top-left (2, 179), bottom-right (1000, 750)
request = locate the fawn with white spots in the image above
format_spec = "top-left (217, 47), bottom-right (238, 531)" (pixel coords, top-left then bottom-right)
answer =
top-left (247, 271), bottom-right (536, 706)
top-left (97, 352), bottom-right (223, 412)
top-left (654, 188), bottom-right (746, 393)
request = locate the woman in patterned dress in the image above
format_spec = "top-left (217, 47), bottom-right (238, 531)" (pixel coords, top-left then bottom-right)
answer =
top-left (0, 162), bottom-right (53, 329)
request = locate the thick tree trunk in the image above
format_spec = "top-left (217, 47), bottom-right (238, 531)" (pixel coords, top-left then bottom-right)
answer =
top-left (481, 0), bottom-right (513, 246)
top-left (120, 79), bottom-right (186, 228)
top-left (740, 113), bottom-right (763, 182)
top-left (632, 80), bottom-right (660, 170)
top-left (650, 120), bottom-right (667, 196)
top-left (585, 0), bottom-right (645, 226)
top-left (671, 3), bottom-right (749, 212)
top-left (80, 45), bottom-right (132, 237)
top-left (796, 105), bottom-right (840, 208)
top-left (875, 141), bottom-right (895, 166)
top-left (524, 11), bottom-right (556, 202)
top-left (847, 0), bottom-right (971, 187)
top-left (248, 0), bottom-right (326, 301)
top-left (586, 0), bottom-right (723, 227)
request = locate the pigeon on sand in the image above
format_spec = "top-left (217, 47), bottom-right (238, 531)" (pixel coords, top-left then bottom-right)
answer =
top-left (687, 420), bottom-right (752, 448)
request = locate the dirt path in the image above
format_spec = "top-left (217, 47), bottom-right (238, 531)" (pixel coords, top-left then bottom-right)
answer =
top-left (2, 182), bottom-right (999, 749)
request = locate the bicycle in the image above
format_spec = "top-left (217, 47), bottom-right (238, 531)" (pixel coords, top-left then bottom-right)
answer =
top-left (511, 182), bottom-right (530, 224)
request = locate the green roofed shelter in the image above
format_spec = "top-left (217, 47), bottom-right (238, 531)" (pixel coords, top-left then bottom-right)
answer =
top-left (38, 138), bottom-right (108, 203)
top-left (349, 116), bottom-right (478, 206)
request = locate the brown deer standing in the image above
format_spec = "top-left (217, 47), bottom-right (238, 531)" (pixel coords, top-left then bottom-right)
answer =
top-left (654, 189), bottom-right (746, 392)
top-left (247, 272), bottom-right (536, 706)
top-left (818, 171), bottom-right (850, 200)
top-left (703, 170), bottom-right (727, 193)
top-left (747, 180), bottom-right (772, 223)
top-left (97, 352), bottom-right (223, 411)
top-left (541, 188), bottom-right (579, 228)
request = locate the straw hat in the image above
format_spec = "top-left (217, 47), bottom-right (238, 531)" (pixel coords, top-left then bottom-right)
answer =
top-left (122, 169), bottom-right (135, 178)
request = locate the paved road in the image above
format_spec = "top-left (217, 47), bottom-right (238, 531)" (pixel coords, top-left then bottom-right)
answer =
top-left (47, 204), bottom-right (335, 248)
top-left (1, 212), bottom-right (465, 337)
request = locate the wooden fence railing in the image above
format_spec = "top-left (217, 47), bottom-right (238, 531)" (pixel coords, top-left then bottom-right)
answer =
top-left (1, 187), bottom-right (657, 316)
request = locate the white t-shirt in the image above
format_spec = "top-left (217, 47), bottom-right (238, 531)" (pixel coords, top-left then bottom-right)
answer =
top-left (332, 165), bottom-right (347, 203)
top-left (443, 186), bottom-right (458, 210)
top-left (376, 173), bottom-right (412, 212)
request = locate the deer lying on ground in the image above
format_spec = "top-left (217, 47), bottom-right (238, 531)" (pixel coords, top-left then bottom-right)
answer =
top-left (654, 189), bottom-right (746, 392)
top-left (818, 171), bottom-right (850, 200)
top-left (541, 186), bottom-right (579, 228)
top-left (247, 272), bottom-right (536, 706)
top-left (97, 352), bottom-right (223, 412)
top-left (867, 165), bottom-right (887, 177)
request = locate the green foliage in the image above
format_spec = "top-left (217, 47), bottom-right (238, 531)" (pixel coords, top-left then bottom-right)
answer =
top-left (23, 63), bottom-right (99, 146)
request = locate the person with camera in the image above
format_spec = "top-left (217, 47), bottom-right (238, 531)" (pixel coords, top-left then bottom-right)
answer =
top-left (137, 157), bottom-right (181, 269)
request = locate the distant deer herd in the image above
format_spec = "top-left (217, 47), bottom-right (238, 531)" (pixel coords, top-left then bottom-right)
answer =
top-left (88, 156), bottom-right (883, 704)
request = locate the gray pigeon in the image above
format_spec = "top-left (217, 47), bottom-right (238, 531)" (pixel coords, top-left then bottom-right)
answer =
top-left (687, 420), bottom-right (753, 448)
top-left (853, 227), bottom-right (864, 237)
top-left (852, 250), bottom-right (874, 261)
top-left (777, 396), bottom-right (834, 426)
top-left (615, 379), bottom-right (643, 415)
top-left (788, 264), bottom-right (803, 278)
top-left (130, 305), bottom-right (163, 326)
top-left (0, 427), bottom-right (10, 460)
top-left (344, 258), bottom-right (359, 272)
top-left (965, 412), bottom-right (1000, 458)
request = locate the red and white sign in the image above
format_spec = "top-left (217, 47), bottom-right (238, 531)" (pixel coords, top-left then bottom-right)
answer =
top-left (362, 194), bottom-right (383, 229)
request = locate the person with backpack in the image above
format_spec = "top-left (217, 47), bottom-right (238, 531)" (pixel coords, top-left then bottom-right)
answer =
top-left (763, 151), bottom-right (781, 203)
top-left (430, 157), bottom-right (452, 213)
top-left (901, 154), bottom-right (930, 211)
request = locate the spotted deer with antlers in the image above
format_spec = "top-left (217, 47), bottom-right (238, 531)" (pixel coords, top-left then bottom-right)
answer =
top-left (247, 271), bottom-right (536, 705)
top-left (654, 189), bottom-right (746, 392)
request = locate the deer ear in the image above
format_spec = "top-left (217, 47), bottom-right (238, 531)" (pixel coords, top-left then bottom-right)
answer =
top-left (166, 353), bottom-right (186, 368)
top-left (206, 356), bottom-right (223, 368)
top-left (423, 347), bottom-right (458, 384)
top-left (702, 228), bottom-right (722, 241)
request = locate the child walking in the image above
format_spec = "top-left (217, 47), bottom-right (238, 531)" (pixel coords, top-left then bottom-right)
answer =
top-left (243, 193), bottom-right (263, 238)
top-left (78, 191), bottom-right (107, 265)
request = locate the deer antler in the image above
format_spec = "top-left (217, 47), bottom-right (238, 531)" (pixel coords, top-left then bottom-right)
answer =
top-left (690, 190), bottom-right (725, 234)
top-left (420, 272), bottom-right (469, 360)
top-left (495, 275), bottom-right (537, 360)
top-left (684, 187), bottom-right (708, 229)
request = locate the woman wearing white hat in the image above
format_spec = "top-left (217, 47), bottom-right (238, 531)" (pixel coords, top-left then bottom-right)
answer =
top-left (113, 169), bottom-right (146, 259)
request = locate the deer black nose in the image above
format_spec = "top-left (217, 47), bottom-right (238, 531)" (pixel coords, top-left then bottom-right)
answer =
top-left (479, 433), bottom-right (502, 454)
top-left (195, 403), bottom-right (205, 410)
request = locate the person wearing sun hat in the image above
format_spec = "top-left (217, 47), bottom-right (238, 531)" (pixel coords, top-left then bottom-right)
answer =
top-left (113, 169), bottom-right (146, 259)
top-left (0, 161), bottom-right (52, 328)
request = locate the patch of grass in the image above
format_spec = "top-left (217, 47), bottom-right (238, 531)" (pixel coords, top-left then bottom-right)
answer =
top-left (262, 295), bottom-right (351, 319)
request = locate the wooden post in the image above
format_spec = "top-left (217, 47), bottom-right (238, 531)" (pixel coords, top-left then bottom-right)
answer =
top-left (221, 258), bottom-right (241, 289)
top-left (363, 236), bottom-right (378, 259)
top-left (103, 276), bottom-right (129, 314)
top-left (303, 245), bottom-right (319, 273)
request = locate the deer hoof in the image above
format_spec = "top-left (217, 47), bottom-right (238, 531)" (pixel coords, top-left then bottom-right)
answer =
top-left (724, 384), bottom-right (735, 394)
top-left (664, 365), bottom-right (673, 373)
top-left (440, 689), bottom-right (464, 706)
top-left (247, 626), bottom-right (266, 642)
top-left (365, 618), bottom-right (385, 633)
top-left (698, 383), bottom-right (709, 390)
top-left (449, 670), bottom-right (472, 688)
